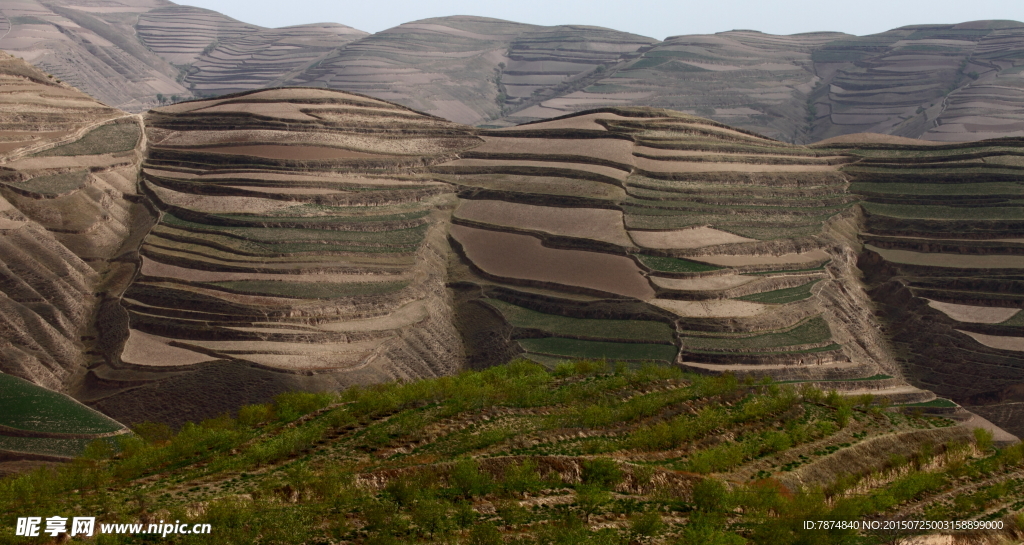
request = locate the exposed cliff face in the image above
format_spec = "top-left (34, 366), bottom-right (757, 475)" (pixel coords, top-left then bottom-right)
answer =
top-left (0, 52), bottom-right (146, 391)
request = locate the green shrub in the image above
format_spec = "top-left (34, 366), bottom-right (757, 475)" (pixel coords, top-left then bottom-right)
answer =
top-left (974, 427), bottom-right (995, 452)
top-left (237, 404), bottom-right (275, 427)
top-left (576, 483), bottom-right (611, 520)
top-left (581, 458), bottom-right (622, 490)
top-left (274, 391), bottom-right (334, 422)
top-left (629, 510), bottom-right (665, 539)
top-left (448, 458), bottom-right (493, 498)
top-left (502, 459), bottom-right (544, 496)
top-left (469, 522), bottom-right (503, 545)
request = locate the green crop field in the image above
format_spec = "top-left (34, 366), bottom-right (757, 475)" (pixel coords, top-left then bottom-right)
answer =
top-left (862, 202), bottom-right (1024, 221)
top-left (518, 338), bottom-right (679, 362)
top-left (483, 299), bottom-right (674, 343)
top-left (214, 207), bottom-right (430, 224)
top-left (737, 279), bottom-right (821, 304)
top-left (682, 316), bottom-right (832, 351)
top-left (32, 123), bottom-right (141, 157)
top-left (208, 280), bottom-right (409, 299)
top-left (0, 374), bottom-right (123, 435)
top-left (745, 262), bottom-right (829, 276)
top-left (1000, 311), bottom-right (1024, 326)
top-left (0, 436), bottom-right (116, 458)
top-left (9, 170), bottom-right (89, 196)
top-left (162, 214), bottom-right (429, 246)
top-left (850, 182), bottom-right (1024, 196)
top-left (635, 254), bottom-right (721, 273)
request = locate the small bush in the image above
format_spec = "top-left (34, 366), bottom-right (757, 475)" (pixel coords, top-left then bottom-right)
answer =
top-left (581, 458), bottom-right (622, 490)
top-left (469, 522), bottom-right (503, 545)
top-left (448, 458), bottom-right (493, 498)
top-left (974, 427), bottom-right (994, 452)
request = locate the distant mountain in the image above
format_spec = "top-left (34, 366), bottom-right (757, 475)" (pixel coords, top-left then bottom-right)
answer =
top-left (3, 2), bottom-right (1024, 142)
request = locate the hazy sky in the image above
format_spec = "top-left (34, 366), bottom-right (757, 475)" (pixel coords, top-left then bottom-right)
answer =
top-left (175, 0), bottom-right (1024, 39)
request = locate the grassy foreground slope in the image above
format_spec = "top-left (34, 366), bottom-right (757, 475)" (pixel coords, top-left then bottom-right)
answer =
top-left (2, 361), bottom-right (1021, 545)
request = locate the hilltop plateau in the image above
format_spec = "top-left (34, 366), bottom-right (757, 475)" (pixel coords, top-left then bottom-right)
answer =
top-left (4, 3), bottom-right (1024, 143)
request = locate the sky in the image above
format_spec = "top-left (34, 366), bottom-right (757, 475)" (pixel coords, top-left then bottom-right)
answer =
top-left (175, 0), bottom-right (1024, 39)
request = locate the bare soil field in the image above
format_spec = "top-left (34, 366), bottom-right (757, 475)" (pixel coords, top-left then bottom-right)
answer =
top-left (121, 329), bottom-right (219, 366)
top-left (155, 129), bottom-right (473, 155)
top-left (450, 224), bottom-right (654, 299)
top-left (470, 136), bottom-right (635, 165)
top-left (926, 300), bottom-right (1021, 323)
top-left (446, 174), bottom-right (627, 201)
top-left (454, 199), bottom-right (631, 246)
top-left (628, 226), bottom-right (755, 249)
top-left (173, 145), bottom-right (384, 160)
top-left (146, 183), bottom-right (297, 214)
top-left (635, 156), bottom-right (837, 173)
top-left (497, 112), bottom-right (629, 131)
top-left (958, 330), bottom-right (1024, 352)
top-left (867, 245), bottom-right (1024, 269)
top-left (442, 158), bottom-right (628, 180)
top-left (188, 102), bottom-right (320, 120)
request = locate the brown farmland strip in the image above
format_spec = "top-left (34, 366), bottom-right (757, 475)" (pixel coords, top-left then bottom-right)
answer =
top-left (455, 200), bottom-right (631, 246)
top-left (172, 144), bottom-right (384, 160)
top-left (450, 224), bottom-right (654, 299)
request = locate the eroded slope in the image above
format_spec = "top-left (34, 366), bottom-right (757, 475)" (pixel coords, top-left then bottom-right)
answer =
top-left (0, 51), bottom-right (145, 391)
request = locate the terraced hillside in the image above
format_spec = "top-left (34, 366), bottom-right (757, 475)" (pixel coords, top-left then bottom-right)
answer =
top-left (3, 361), bottom-right (1022, 544)
top-left (136, 5), bottom-right (367, 96)
top-left (0, 52), bottom-right (144, 465)
top-left (0, 0), bottom-right (189, 111)
top-left (505, 21), bottom-right (1024, 144)
top-left (496, 30), bottom-right (844, 136)
top-left (78, 88), bottom-right (481, 426)
top-left (826, 136), bottom-right (1024, 437)
top-left (436, 108), bottom-right (936, 410)
top-left (9, 3), bottom-right (1024, 144)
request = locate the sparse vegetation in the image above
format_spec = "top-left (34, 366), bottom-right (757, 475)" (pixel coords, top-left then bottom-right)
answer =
top-left (31, 123), bottom-right (141, 157)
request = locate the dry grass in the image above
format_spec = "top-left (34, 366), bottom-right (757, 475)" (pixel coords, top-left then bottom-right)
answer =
top-left (650, 298), bottom-right (766, 317)
top-left (628, 226), bottom-right (755, 249)
top-left (121, 329), bottom-right (219, 366)
top-left (651, 274), bottom-right (756, 291)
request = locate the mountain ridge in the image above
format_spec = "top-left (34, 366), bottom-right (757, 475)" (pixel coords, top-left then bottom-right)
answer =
top-left (4, 2), bottom-right (1024, 142)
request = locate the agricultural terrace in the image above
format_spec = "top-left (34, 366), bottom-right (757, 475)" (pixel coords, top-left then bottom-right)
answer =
top-left (92, 88), bottom-right (481, 426)
top-left (835, 137), bottom-right (1024, 437)
top-left (440, 108), bottom-right (910, 400)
